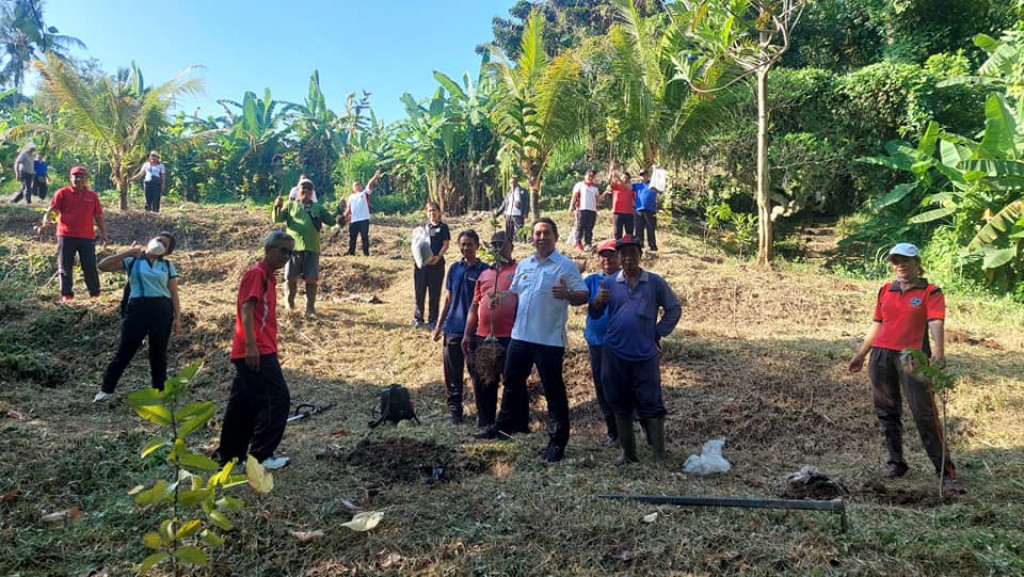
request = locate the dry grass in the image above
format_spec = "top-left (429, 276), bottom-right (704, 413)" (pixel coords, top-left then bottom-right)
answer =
top-left (1, 202), bottom-right (1023, 576)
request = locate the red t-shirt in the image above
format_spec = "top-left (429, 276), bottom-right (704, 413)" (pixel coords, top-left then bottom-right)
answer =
top-left (49, 186), bottom-right (102, 239)
top-left (473, 261), bottom-right (518, 338)
top-left (611, 182), bottom-right (635, 214)
top-left (230, 261), bottom-right (278, 360)
top-left (872, 280), bottom-right (945, 352)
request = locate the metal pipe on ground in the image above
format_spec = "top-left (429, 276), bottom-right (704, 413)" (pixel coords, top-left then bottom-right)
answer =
top-left (597, 494), bottom-right (849, 533)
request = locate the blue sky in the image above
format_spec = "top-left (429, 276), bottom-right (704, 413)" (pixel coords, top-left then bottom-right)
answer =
top-left (41, 0), bottom-right (513, 124)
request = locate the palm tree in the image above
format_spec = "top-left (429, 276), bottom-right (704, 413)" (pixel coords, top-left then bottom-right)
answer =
top-left (488, 8), bottom-right (587, 217)
top-left (0, 0), bottom-right (85, 91)
top-left (9, 54), bottom-right (203, 209)
top-left (216, 89), bottom-right (295, 199)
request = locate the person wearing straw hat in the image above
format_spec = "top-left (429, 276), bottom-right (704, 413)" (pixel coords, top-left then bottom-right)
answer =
top-left (590, 234), bottom-right (681, 465)
top-left (462, 231), bottom-right (519, 428)
top-left (847, 242), bottom-right (963, 494)
top-left (129, 151), bottom-right (167, 212)
top-left (41, 166), bottom-right (108, 302)
top-left (584, 238), bottom-right (622, 447)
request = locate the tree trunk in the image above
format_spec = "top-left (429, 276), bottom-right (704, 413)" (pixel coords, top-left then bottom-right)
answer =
top-left (755, 65), bottom-right (772, 267)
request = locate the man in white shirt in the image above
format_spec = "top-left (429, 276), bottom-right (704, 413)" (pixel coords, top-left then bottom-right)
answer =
top-left (568, 170), bottom-right (599, 251)
top-left (476, 217), bottom-right (589, 463)
top-left (496, 176), bottom-right (527, 238)
top-left (344, 169), bottom-right (382, 256)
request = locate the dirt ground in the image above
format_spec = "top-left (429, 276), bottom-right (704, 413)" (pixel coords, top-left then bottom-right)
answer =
top-left (0, 202), bottom-right (1022, 576)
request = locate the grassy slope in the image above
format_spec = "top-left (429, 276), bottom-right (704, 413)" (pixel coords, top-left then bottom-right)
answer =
top-left (0, 202), bottom-right (1022, 577)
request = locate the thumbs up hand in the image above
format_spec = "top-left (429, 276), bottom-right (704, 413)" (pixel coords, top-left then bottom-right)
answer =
top-left (551, 275), bottom-right (570, 300)
top-left (594, 278), bottom-right (611, 306)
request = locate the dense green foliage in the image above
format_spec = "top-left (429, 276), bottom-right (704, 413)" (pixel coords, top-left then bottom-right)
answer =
top-left (3, 0), bottom-right (1024, 292)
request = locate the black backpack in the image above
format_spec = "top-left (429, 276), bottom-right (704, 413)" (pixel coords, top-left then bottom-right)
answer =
top-left (368, 384), bottom-right (420, 428)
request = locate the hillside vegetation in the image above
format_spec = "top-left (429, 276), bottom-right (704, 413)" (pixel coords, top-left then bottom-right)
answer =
top-left (0, 203), bottom-right (1022, 576)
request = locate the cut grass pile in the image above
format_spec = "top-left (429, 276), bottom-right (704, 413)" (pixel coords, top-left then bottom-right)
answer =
top-left (0, 202), bottom-right (1022, 576)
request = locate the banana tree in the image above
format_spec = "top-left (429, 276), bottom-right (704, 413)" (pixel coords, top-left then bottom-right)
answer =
top-left (217, 89), bottom-right (295, 199)
top-left (487, 8), bottom-right (587, 218)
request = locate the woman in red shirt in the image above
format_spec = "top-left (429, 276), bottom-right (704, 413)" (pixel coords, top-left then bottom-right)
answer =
top-left (848, 243), bottom-right (962, 494)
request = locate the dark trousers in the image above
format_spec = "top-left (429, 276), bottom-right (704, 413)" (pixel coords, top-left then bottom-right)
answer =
top-left (144, 179), bottom-right (162, 212)
top-left (577, 209), bottom-right (597, 246)
top-left (504, 214), bottom-right (524, 239)
top-left (869, 347), bottom-right (956, 478)
top-left (588, 345), bottom-right (617, 437)
top-left (614, 213), bottom-right (635, 240)
top-left (467, 335), bottom-right (509, 427)
top-left (348, 220), bottom-right (370, 256)
top-left (443, 334), bottom-right (478, 417)
top-left (635, 210), bottom-right (658, 250)
top-left (218, 354), bottom-right (290, 464)
top-left (102, 298), bottom-right (174, 393)
top-left (494, 339), bottom-right (570, 445)
top-left (413, 259), bottom-right (445, 324)
top-left (602, 350), bottom-right (666, 418)
top-left (57, 236), bottom-right (100, 297)
top-left (10, 174), bottom-right (35, 204)
top-left (33, 177), bottom-right (48, 199)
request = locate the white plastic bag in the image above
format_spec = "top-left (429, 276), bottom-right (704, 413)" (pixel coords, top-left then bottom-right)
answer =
top-left (650, 167), bottom-right (668, 192)
top-left (682, 438), bottom-right (731, 476)
top-left (411, 225), bottom-right (433, 268)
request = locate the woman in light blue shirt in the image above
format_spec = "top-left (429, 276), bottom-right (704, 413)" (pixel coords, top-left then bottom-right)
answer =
top-left (93, 232), bottom-right (181, 401)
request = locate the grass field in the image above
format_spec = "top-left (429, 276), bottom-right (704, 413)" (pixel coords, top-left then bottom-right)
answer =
top-left (1, 202), bottom-right (1022, 576)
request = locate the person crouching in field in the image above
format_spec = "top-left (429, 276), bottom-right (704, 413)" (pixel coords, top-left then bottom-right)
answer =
top-left (94, 233), bottom-right (180, 402)
top-left (433, 229), bottom-right (488, 424)
top-left (273, 178), bottom-right (338, 318)
top-left (215, 231), bottom-right (294, 471)
top-left (590, 235), bottom-right (681, 465)
top-left (847, 243), bottom-right (963, 494)
top-left (462, 231), bottom-right (518, 428)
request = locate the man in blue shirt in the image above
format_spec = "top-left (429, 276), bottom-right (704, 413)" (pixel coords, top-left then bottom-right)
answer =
top-left (633, 170), bottom-right (658, 251)
top-left (477, 218), bottom-right (589, 462)
top-left (434, 230), bottom-right (489, 424)
top-left (584, 238), bottom-right (621, 446)
top-left (591, 235), bottom-right (682, 465)
top-left (33, 152), bottom-right (49, 200)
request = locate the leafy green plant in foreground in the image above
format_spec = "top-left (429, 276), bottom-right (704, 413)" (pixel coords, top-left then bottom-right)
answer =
top-left (125, 361), bottom-right (273, 576)
top-left (904, 349), bottom-right (958, 498)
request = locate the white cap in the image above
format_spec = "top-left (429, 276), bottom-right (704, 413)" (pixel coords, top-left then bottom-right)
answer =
top-left (887, 243), bottom-right (920, 259)
top-left (298, 178), bottom-right (314, 187)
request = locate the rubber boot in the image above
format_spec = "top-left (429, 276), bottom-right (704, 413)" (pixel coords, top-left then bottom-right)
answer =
top-left (304, 283), bottom-right (318, 317)
top-left (647, 417), bottom-right (666, 463)
top-left (613, 414), bottom-right (637, 466)
top-left (601, 414), bottom-right (619, 447)
top-left (286, 279), bottom-right (297, 310)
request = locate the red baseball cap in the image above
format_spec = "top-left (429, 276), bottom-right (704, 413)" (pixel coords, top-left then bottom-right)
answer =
top-left (69, 166), bottom-right (88, 176)
top-left (597, 239), bottom-right (617, 254)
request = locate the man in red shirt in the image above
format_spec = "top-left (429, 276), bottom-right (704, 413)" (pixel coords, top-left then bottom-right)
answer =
top-left (848, 243), bottom-right (962, 494)
top-left (606, 171), bottom-right (636, 240)
top-left (461, 231), bottom-right (519, 428)
top-left (41, 166), bottom-right (108, 302)
top-left (216, 230), bottom-right (295, 470)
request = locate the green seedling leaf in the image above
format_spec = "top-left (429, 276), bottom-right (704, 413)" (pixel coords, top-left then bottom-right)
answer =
top-left (126, 387), bottom-right (166, 407)
top-left (215, 496), bottom-right (244, 512)
top-left (175, 519), bottom-right (203, 540)
top-left (175, 400), bottom-right (215, 422)
top-left (133, 404), bottom-right (172, 427)
top-left (174, 545), bottom-right (208, 567)
top-left (135, 480), bottom-right (173, 506)
top-left (178, 453), bottom-right (221, 473)
top-left (246, 455), bottom-right (274, 493)
top-left (160, 518), bottom-right (175, 543)
top-left (139, 552), bottom-right (168, 575)
top-left (142, 532), bottom-right (163, 549)
top-left (177, 488), bottom-right (214, 507)
top-left (208, 510), bottom-right (233, 531)
top-left (140, 437), bottom-right (171, 459)
top-left (200, 529), bottom-right (225, 547)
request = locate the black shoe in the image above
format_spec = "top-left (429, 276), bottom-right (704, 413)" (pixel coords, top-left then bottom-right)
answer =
top-left (885, 462), bottom-right (909, 479)
top-left (544, 442), bottom-right (565, 463)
